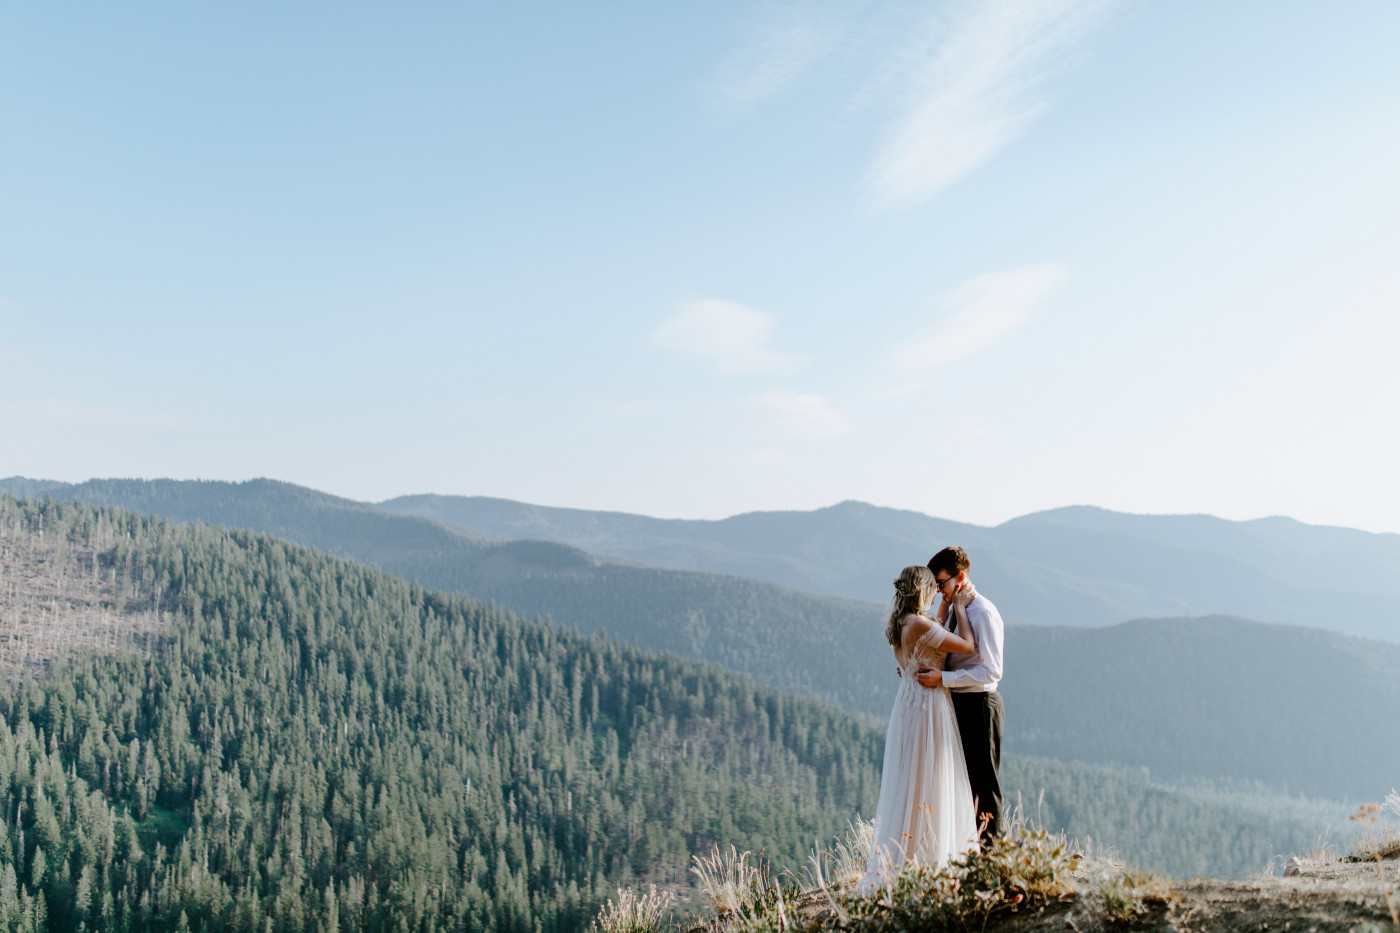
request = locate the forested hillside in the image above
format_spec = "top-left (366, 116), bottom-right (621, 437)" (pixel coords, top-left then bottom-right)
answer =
top-left (0, 497), bottom-right (883, 931)
top-left (1, 478), bottom-right (896, 715)
top-left (7, 479), bottom-right (1398, 802)
top-left (0, 495), bottom-right (1348, 933)
top-left (1006, 618), bottom-right (1400, 799)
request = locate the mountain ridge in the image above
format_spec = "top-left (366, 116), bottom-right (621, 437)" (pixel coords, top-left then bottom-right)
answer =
top-left (378, 491), bottom-right (1400, 638)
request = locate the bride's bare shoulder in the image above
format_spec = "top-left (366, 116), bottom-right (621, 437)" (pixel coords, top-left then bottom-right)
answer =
top-left (899, 614), bottom-right (934, 649)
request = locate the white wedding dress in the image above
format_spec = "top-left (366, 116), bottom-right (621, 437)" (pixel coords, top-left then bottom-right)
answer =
top-left (860, 621), bottom-right (978, 892)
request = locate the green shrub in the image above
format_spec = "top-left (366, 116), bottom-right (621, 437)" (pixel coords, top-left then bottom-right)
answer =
top-left (699, 827), bottom-right (1080, 933)
top-left (1093, 869), bottom-right (1170, 923)
top-left (835, 828), bottom-right (1079, 933)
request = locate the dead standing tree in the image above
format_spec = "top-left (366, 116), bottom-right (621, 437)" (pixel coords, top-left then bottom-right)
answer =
top-left (0, 499), bottom-right (166, 679)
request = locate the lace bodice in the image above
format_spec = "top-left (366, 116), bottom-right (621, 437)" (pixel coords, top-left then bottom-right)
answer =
top-left (896, 623), bottom-right (949, 676)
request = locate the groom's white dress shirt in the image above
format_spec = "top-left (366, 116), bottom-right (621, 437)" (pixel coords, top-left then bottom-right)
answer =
top-left (941, 594), bottom-right (1004, 694)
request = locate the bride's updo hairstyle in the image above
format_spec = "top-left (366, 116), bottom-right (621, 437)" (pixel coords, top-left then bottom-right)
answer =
top-left (886, 565), bottom-right (936, 647)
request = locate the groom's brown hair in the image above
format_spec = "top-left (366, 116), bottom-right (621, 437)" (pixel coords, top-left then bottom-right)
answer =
top-left (927, 546), bottom-right (971, 577)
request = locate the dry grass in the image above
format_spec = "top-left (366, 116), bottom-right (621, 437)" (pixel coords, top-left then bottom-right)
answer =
top-left (592, 885), bottom-right (675, 933)
top-left (690, 846), bottom-right (766, 915)
top-left (798, 819), bottom-right (873, 893)
top-left (1347, 801), bottom-right (1400, 861)
top-left (1297, 831), bottom-right (1344, 865)
top-left (688, 845), bottom-right (798, 931)
top-left (1344, 801), bottom-right (1400, 932)
top-left (1376, 790), bottom-right (1400, 860)
top-left (1352, 829), bottom-right (1400, 863)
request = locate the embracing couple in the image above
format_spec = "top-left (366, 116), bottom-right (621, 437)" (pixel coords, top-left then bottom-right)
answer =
top-left (860, 546), bottom-right (1005, 890)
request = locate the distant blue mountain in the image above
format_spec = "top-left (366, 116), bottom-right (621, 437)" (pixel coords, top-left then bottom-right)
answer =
top-left (380, 495), bottom-right (1400, 640)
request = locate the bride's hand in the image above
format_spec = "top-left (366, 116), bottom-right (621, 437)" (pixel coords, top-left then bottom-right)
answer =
top-left (953, 583), bottom-right (977, 610)
top-left (935, 597), bottom-right (950, 622)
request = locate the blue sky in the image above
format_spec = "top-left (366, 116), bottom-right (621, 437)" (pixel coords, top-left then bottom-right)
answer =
top-left (3, 1), bottom-right (1399, 533)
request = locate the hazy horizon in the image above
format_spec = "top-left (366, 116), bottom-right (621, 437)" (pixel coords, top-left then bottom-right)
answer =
top-left (8, 472), bottom-right (1399, 538)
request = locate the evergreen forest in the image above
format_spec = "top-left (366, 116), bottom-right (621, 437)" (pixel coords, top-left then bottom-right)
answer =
top-left (0, 497), bottom-right (881, 932)
top-left (0, 496), bottom-right (1348, 932)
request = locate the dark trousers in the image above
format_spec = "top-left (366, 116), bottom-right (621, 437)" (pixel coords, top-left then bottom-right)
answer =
top-left (951, 690), bottom-right (1004, 841)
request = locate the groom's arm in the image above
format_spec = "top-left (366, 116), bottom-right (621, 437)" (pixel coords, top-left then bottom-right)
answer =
top-left (940, 602), bottom-right (1003, 690)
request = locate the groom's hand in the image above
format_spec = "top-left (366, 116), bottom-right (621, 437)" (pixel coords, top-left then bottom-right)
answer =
top-left (916, 667), bottom-right (942, 688)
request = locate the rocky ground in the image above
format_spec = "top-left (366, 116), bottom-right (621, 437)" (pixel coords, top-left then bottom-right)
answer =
top-left (709, 853), bottom-right (1400, 933)
top-left (1003, 854), bottom-right (1400, 933)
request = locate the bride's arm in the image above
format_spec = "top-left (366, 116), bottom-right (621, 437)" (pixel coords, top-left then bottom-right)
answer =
top-left (941, 588), bottom-right (978, 655)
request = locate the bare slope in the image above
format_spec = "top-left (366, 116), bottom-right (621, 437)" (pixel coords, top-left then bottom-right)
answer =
top-left (0, 502), bottom-right (165, 673)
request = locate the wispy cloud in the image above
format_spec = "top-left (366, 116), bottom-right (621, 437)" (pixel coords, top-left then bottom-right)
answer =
top-left (710, 1), bottom-right (1116, 205)
top-left (653, 300), bottom-right (804, 376)
top-left (865, 0), bottom-right (1116, 206)
top-left (712, 14), bottom-right (843, 110)
top-left (893, 262), bottom-right (1067, 369)
top-left (754, 390), bottom-right (854, 438)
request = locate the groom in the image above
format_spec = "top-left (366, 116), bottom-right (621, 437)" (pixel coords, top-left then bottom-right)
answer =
top-left (916, 546), bottom-right (1005, 841)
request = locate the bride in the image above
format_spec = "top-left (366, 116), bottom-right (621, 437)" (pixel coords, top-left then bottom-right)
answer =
top-left (860, 565), bottom-right (980, 891)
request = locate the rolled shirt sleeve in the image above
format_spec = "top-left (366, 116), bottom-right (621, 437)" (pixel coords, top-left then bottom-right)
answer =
top-left (942, 599), bottom-right (1004, 692)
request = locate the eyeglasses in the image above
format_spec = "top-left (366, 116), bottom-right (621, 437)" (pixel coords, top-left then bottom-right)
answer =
top-left (934, 576), bottom-right (955, 590)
